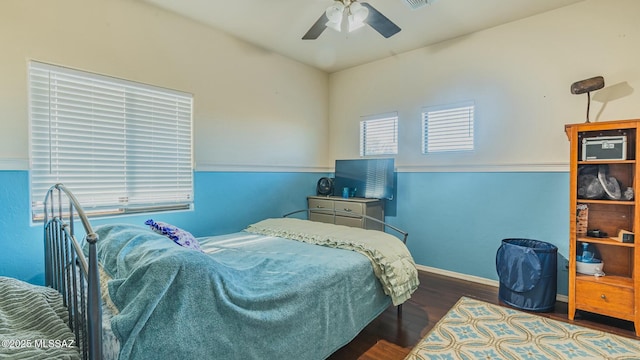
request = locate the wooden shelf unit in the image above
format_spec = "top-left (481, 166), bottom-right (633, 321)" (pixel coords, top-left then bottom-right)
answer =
top-left (565, 119), bottom-right (640, 336)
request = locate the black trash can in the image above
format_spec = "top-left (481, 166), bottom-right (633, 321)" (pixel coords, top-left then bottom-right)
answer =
top-left (496, 238), bottom-right (557, 312)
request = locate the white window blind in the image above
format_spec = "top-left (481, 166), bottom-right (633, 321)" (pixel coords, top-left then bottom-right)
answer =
top-left (422, 101), bottom-right (474, 153)
top-left (29, 61), bottom-right (193, 220)
top-left (360, 112), bottom-right (398, 156)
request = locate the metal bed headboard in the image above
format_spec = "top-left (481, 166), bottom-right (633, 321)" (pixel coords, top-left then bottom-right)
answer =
top-left (43, 183), bottom-right (102, 360)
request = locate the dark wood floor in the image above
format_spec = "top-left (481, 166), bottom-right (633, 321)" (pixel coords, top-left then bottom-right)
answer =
top-left (328, 270), bottom-right (639, 360)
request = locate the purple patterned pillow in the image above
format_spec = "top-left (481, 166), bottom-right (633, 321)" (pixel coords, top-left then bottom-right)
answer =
top-left (145, 219), bottom-right (203, 252)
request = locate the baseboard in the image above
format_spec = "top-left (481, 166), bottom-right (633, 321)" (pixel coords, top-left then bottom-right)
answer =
top-left (416, 264), bottom-right (500, 287)
top-left (416, 264), bottom-right (568, 303)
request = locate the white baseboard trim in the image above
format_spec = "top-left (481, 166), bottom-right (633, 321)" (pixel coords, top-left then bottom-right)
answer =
top-left (416, 264), bottom-right (568, 303)
top-left (416, 264), bottom-right (500, 287)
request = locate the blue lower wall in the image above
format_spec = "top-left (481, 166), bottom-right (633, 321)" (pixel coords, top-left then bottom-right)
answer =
top-left (386, 171), bottom-right (570, 295)
top-left (0, 171), bottom-right (43, 284)
top-left (0, 170), bottom-right (570, 294)
top-left (0, 171), bottom-right (320, 285)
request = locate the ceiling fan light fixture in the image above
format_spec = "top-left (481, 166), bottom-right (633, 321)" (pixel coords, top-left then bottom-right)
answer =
top-left (303, 0), bottom-right (401, 40)
top-left (326, 1), bottom-right (345, 23)
top-left (325, 1), bottom-right (345, 32)
top-left (347, 2), bottom-right (368, 32)
top-left (326, 18), bottom-right (342, 32)
top-left (347, 15), bottom-right (366, 32)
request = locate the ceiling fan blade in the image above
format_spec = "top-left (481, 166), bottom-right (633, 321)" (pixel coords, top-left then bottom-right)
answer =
top-left (361, 2), bottom-right (401, 38)
top-left (302, 12), bottom-right (329, 40)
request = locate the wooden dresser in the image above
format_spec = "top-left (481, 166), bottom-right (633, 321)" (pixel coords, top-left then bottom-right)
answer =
top-left (307, 196), bottom-right (384, 231)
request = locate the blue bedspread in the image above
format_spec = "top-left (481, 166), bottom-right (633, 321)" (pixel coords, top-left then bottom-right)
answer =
top-left (94, 224), bottom-right (390, 360)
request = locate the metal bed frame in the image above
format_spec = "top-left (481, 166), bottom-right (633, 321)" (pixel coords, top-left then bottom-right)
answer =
top-left (283, 208), bottom-right (409, 244)
top-left (43, 183), bottom-right (102, 360)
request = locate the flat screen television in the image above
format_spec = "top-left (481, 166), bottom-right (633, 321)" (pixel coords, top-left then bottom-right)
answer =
top-left (333, 158), bottom-right (395, 200)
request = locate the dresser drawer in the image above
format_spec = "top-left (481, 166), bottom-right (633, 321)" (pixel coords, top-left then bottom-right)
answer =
top-left (335, 216), bottom-right (364, 228)
top-left (333, 201), bottom-right (363, 217)
top-left (308, 198), bottom-right (334, 224)
top-left (309, 212), bottom-right (334, 224)
top-left (308, 198), bottom-right (333, 212)
top-left (575, 279), bottom-right (634, 320)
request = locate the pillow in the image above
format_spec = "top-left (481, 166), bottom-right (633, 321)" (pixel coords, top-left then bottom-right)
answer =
top-left (144, 219), bottom-right (203, 252)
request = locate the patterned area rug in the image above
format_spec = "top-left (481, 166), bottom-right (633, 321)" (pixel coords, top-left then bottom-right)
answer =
top-left (405, 296), bottom-right (640, 360)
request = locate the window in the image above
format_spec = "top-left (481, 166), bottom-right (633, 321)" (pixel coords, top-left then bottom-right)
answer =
top-left (360, 112), bottom-right (398, 156)
top-left (422, 101), bottom-right (474, 153)
top-left (29, 61), bottom-right (193, 220)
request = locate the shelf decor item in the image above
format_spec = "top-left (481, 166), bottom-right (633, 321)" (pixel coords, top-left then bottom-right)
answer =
top-left (576, 204), bottom-right (588, 235)
top-left (566, 119), bottom-right (640, 336)
top-left (582, 136), bottom-right (626, 161)
top-left (611, 229), bottom-right (635, 244)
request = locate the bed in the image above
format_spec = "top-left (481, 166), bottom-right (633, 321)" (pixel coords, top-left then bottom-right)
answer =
top-left (41, 184), bottom-right (419, 359)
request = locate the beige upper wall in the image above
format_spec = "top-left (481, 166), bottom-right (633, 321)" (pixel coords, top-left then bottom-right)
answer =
top-left (0, 0), bottom-right (329, 171)
top-left (328, 0), bottom-right (640, 171)
top-left (4, 0), bottom-right (636, 173)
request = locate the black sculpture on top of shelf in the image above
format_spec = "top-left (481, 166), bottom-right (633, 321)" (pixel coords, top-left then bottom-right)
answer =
top-left (571, 76), bottom-right (605, 123)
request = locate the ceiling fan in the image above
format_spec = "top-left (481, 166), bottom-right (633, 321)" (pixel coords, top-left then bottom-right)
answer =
top-left (302, 0), bottom-right (432, 40)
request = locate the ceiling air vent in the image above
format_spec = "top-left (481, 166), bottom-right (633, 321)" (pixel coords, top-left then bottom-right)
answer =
top-left (402, 0), bottom-right (433, 10)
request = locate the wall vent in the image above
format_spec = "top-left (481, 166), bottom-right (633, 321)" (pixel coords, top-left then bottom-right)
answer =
top-left (402, 0), bottom-right (433, 10)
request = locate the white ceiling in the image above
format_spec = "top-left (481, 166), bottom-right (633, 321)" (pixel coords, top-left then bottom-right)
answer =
top-left (141, 0), bottom-right (584, 73)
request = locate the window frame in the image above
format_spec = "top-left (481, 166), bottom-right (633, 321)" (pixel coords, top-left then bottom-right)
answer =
top-left (359, 112), bottom-right (399, 157)
top-left (28, 61), bottom-right (194, 221)
top-left (421, 101), bottom-right (475, 154)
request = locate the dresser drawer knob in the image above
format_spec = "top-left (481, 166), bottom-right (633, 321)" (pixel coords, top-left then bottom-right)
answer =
top-left (343, 208), bottom-right (352, 212)
top-left (601, 294), bottom-right (607, 300)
